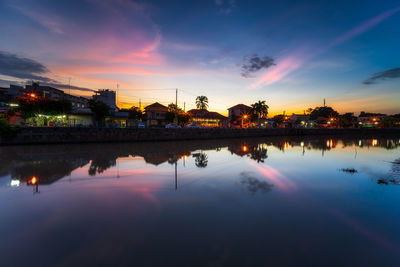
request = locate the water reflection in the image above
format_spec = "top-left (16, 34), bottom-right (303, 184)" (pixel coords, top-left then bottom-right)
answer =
top-left (1, 136), bottom-right (400, 266)
top-left (239, 171), bottom-right (273, 195)
top-left (1, 136), bottom-right (399, 189)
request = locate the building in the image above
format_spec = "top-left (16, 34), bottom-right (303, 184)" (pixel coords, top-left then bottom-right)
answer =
top-left (228, 104), bottom-right (252, 127)
top-left (24, 83), bottom-right (89, 109)
top-left (144, 102), bottom-right (168, 127)
top-left (187, 109), bottom-right (227, 127)
top-left (358, 113), bottom-right (386, 128)
top-left (93, 89), bottom-right (117, 110)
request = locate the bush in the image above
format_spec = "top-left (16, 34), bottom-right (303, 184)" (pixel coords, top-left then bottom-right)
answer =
top-left (0, 119), bottom-right (21, 138)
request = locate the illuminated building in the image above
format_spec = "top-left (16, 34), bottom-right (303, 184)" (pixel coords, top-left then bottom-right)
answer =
top-left (187, 109), bottom-right (227, 127)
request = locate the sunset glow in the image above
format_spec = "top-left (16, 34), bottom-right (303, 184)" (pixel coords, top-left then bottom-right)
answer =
top-left (0, 0), bottom-right (399, 115)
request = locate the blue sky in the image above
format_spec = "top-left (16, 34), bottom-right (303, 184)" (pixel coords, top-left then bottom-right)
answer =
top-left (0, 0), bottom-right (399, 115)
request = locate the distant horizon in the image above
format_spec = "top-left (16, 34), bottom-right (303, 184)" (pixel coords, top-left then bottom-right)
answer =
top-left (0, 0), bottom-right (399, 116)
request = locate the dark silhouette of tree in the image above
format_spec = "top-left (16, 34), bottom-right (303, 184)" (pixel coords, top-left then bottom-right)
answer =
top-left (195, 152), bottom-right (208, 168)
top-left (88, 99), bottom-right (110, 126)
top-left (128, 106), bottom-right (143, 121)
top-left (88, 157), bottom-right (116, 176)
top-left (248, 145), bottom-right (268, 163)
top-left (273, 115), bottom-right (285, 127)
top-left (251, 100), bottom-right (269, 124)
top-left (195, 96), bottom-right (209, 110)
top-left (18, 97), bottom-right (72, 118)
top-left (309, 106), bottom-right (339, 120)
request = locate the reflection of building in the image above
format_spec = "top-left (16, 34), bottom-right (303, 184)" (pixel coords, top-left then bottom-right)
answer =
top-left (93, 89), bottom-right (117, 110)
top-left (144, 102), bottom-right (168, 127)
top-left (187, 109), bottom-right (227, 127)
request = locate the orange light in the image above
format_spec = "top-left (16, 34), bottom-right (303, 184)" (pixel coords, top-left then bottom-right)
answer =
top-left (31, 176), bottom-right (37, 185)
top-left (372, 139), bottom-right (378, 146)
top-left (243, 115), bottom-right (248, 119)
top-left (283, 142), bottom-right (289, 149)
top-left (30, 93), bottom-right (36, 98)
top-left (242, 145), bottom-right (248, 152)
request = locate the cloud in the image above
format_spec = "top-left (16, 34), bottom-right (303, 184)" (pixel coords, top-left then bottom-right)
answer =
top-left (251, 54), bottom-right (303, 88)
top-left (215, 0), bottom-right (236, 14)
top-left (0, 51), bottom-right (94, 92)
top-left (0, 51), bottom-right (53, 82)
top-left (363, 68), bottom-right (400, 85)
top-left (241, 54), bottom-right (276, 78)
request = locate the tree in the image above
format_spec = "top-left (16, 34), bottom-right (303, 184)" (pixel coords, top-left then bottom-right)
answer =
top-left (195, 152), bottom-right (208, 168)
top-left (88, 99), bottom-right (109, 126)
top-left (339, 113), bottom-right (357, 128)
top-left (168, 103), bottom-right (182, 113)
top-left (273, 115), bottom-right (285, 127)
top-left (128, 106), bottom-right (143, 121)
top-left (309, 106), bottom-right (339, 120)
top-left (18, 97), bottom-right (72, 119)
top-left (195, 96), bottom-right (209, 110)
top-left (251, 100), bottom-right (269, 124)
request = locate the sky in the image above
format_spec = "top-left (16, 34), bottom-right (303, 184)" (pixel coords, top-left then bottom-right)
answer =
top-left (0, 0), bottom-right (399, 116)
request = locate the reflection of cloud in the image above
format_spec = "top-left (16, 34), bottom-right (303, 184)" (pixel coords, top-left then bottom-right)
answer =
top-left (251, 162), bottom-right (296, 191)
top-left (239, 171), bottom-right (273, 195)
top-left (363, 68), bottom-right (400, 85)
top-left (215, 0), bottom-right (236, 14)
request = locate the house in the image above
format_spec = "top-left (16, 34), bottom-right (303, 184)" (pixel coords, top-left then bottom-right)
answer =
top-left (187, 109), bottom-right (227, 127)
top-left (228, 104), bottom-right (252, 127)
top-left (358, 112), bottom-right (386, 128)
top-left (106, 111), bottom-right (129, 128)
top-left (144, 102), bottom-right (168, 127)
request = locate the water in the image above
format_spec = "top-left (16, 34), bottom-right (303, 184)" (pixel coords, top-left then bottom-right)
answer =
top-left (1, 137), bottom-right (400, 266)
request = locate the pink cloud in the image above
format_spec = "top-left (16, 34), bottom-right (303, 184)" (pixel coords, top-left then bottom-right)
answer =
top-left (251, 54), bottom-right (304, 88)
top-left (329, 6), bottom-right (400, 48)
top-left (251, 6), bottom-right (400, 89)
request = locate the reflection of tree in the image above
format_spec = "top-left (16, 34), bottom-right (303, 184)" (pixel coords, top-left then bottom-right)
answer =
top-left (239, 172), bottom-right (273, 195)
top-left (11, 159), bottom-right (88, 184)
top-left (168, 155), bottom-right (179, 165)
top-left (88, 158), bottom-right (116, 176)
top-left (195, 152), bottom-right (208, 168)
top-left (248, 145), bottom-right (268, 163)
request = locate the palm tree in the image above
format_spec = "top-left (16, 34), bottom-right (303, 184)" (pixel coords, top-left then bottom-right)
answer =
top-left (251, 100), bottom-right (269, 124)
top-left (195, 96), bottom-right (209, 110)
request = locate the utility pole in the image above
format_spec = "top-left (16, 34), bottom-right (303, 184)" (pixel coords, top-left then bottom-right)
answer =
top-left (175, 88), bottom-right (178, 123)
top-left (184, 102), bottom-right (186, 112)
top-left (117, 84), bottom-right (119, 110)
top-left (139, 99), bottom-right (141, 111)
top-left (175, 161), bottom-right (178, 190)
top-left (323, 98), bottom-right (326, 107)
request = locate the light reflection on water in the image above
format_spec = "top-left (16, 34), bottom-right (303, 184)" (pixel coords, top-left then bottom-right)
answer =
top-left (1, 137), bottom-right (400, 266)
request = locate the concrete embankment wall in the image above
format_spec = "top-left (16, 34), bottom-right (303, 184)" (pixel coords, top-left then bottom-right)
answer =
top-left (1, 127), bottom-right (400, 145)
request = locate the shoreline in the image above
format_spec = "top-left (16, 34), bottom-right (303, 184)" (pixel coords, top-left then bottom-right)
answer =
top-left (1, 127), bottom-right (400, 146)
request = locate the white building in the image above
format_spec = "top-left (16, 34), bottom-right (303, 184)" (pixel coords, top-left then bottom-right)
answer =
top-left (93, 89), bottom-right (117, 110)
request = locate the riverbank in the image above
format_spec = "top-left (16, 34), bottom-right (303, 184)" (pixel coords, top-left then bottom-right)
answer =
top-left (1, 127), bottom-right (400, 145)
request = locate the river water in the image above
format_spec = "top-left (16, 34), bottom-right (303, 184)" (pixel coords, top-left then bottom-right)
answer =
top-left (1, 137), bottom-right (400, 266)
